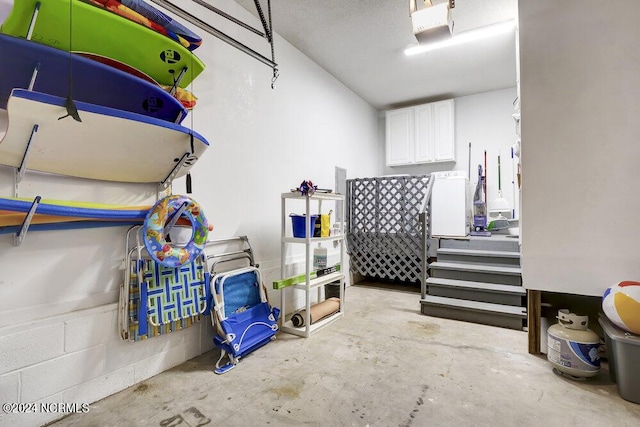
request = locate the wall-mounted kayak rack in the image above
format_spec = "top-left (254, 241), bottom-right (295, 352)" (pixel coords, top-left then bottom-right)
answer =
top-left (148, 0), bottom-right (279, 87)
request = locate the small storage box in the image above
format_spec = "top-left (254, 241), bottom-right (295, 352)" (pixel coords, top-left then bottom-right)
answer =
top-left (290, 214), bottom-right (318, 238)
top-left (598, 314), bottom-right (640, 404)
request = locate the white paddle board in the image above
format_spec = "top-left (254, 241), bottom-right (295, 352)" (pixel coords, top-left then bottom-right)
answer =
top-left (0, 89), bottom-right (209, 183)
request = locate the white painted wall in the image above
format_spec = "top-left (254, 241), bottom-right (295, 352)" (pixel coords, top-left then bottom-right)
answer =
top-left (382, 87), bottom-right (520, 217)
top-left (519, 0), bottom-right (640, 296)
top-left (0, 1), bottom-right (380, 424)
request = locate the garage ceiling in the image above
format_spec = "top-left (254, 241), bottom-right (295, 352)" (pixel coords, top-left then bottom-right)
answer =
top-left (235, 0), bottom-right (518, 110)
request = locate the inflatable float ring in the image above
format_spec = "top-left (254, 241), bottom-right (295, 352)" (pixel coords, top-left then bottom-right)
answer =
top-left (143, 195), bottom-right (212, 267)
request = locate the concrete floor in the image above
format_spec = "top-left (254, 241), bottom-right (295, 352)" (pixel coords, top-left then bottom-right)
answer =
top-left (54, 283), bottom-right (640, 427)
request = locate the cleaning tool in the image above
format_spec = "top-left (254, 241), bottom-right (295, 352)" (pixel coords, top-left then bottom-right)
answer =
top-left (492, 150), bottom-right (510, 212)
top-left (483, 150), bottom-right (487, 204)
top-left (468, 142), bottom-right (471, 180)
top-left (488, 150), bottom-right (510, 231)
top-left (471, 165), bottom-right (490, 236)
top-left (511, 146), bottom-right (517, 219)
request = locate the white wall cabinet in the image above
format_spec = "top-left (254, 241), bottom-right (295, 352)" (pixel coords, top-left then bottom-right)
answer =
top-left (386, 99), bottom-right (455, 166)
top-left (386, 107), bottom-right (414, 166)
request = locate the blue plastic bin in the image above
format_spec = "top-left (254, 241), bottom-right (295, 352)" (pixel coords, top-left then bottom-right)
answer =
top-left (290, 214), bottom-right (318, 238)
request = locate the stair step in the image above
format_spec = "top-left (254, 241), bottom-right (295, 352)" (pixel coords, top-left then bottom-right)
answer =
top-left (430, 261), bottom-right (521, 276)
top-left (421, 294), bottom-right (527, 316)
top-left (436, 248), bottom-right (520, 267)
top-left (436, 248), bottom-right (520, 258)
top-left (426, 277), bottom-right (525, 294)
top-left (426, 277), bottom-right (525, 305)
top-left (421, 295), bottom-right (527, 330)
top-left (439, 236), bottom-right (519, 252)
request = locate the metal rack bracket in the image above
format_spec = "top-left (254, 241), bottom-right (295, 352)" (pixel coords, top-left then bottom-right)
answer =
top-left (26, 1), bottom-right (41, 40)
top-left (14, 124), bottom-right (39, 198)
top-left (28, 63), bottom-right (40, 91)
top-left (14, 196), bottom-right (41, 246)
top-left (158, 152), bottom-right (196, 194)
top-left (148, 0), bottom-right (277, 71)
top-left (168, 66), bottom-right (188, 96)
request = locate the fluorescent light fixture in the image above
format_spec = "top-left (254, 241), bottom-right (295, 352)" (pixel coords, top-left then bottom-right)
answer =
top-left (405, 20), bottom-right (515, 56)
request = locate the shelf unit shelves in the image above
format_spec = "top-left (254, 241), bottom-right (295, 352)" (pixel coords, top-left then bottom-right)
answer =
top-left (279, 192), bottom-right (346, 338)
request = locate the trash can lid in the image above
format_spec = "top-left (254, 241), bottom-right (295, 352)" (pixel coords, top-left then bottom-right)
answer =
top-left (599, 313), bottom-right (640, 345)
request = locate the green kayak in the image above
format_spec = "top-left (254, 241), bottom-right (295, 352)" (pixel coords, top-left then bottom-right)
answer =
top-left (1, 0), bottom-right (205, 88)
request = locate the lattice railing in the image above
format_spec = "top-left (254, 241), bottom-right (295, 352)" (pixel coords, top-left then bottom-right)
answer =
top-left (346, 175), bottom-right (432, 284)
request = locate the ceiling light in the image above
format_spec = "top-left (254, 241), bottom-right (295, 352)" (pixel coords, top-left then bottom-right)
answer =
top-left (404, 20), bottom-right (515, 56)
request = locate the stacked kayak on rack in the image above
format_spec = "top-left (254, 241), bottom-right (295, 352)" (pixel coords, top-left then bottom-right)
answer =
top-left (0, 0), bottom-right (209, 184)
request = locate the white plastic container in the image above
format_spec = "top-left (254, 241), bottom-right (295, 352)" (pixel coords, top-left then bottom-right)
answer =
top-left (598, 314), bottom-right (640, 403)
top-left (547, 309), bottom-right (601, 378)
top-left (313, 244), bottom-right (327, 270)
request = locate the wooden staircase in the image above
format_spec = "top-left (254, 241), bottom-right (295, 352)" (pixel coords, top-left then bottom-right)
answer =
top-left (421, 236), bottom-right (527, 330)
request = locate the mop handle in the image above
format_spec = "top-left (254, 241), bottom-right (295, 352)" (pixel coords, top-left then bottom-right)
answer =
top-left (483, 150), bottom-right (487, 202)
top-left (468, 142), bottom-right (471, 180)
top-left (497, 151), bottom-right (502, 191)
top-left (511, 146), bottom-right (516, 218)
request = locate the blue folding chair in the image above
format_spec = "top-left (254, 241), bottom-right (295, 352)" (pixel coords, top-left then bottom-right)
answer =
top-left (210, 266), bottom-right (279, 374)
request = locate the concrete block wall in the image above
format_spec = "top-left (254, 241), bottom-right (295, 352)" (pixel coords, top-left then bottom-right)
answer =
top-left (0, 303), bottom-right (214, 426)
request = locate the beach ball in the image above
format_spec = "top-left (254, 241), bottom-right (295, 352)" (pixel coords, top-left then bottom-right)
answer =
top-left (602, 281), bottom-right (640, 335)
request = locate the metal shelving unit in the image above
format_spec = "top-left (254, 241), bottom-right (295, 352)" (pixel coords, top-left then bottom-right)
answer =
top-left (279, 192), bottom-right (346, 338)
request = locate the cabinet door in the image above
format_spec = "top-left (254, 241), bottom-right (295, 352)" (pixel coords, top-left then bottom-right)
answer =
top-left (385, 108), bottom-right (414, 166)
top-left (414, 104), bottom-right (434, 163)
top-left (433, 99), bottom-right (455, 161)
